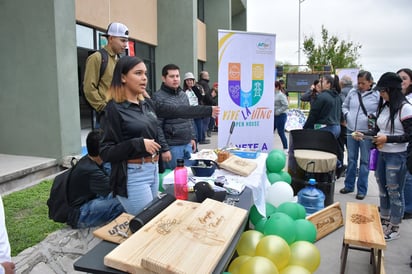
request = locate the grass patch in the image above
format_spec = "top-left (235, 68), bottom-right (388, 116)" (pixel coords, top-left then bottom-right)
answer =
top-left (3, 180), bottom-right (65, 257)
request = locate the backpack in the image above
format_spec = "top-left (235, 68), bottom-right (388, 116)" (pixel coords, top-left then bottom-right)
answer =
top-left (47, 158), bottom-right (80, 227)
top-left (81, 48), bottom-right (109, 110)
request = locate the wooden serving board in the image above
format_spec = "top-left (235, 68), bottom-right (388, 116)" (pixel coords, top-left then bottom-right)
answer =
top-left (104, 199), bottom-right (248, 274)
top-left (306, 202), bottom-right (344, 241)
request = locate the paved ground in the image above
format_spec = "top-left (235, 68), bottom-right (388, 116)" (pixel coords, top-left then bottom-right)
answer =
top-left (9, 130), bottom-right (412, 273)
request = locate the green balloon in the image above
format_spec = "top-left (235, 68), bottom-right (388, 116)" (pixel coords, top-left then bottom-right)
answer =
top-left (264, 212), bottom-right (296, 245)
top-left (267, 172), bottom-right (283, 184)
top-left (279, 170), bottom-right (292, 184)
top-left (266, 150), bottom-right (286, 173)
top-left (249, 205), bottom-right (264, 225)
top-left (295, 203), bottom-right (307, 219)
top-left (249, 203), bottom-right (277, 225)
top-left (277, 202), bottom-right (301, 220)
top-left (266, 203), bottom-right (277, 216)
top-left (254, 218), bottom-right (267, 233)
top-left (294, 219), bottom-right (317, 243)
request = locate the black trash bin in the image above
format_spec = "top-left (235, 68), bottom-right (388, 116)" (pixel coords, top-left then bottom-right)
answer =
top-left (287, 129), bottom-right (338, 207)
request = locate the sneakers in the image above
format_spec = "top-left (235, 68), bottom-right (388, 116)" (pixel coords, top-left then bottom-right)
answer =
top-left (380, 217), bottom-right (390, 233)
top-left (339, 188), bottom-right (353, 194)
top-left (384, 223), bottom-right (400, 241)
top-left (355, 194), bottom-right (365, 200)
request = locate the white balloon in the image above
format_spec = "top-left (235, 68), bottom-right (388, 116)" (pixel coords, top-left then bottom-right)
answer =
top-left (265, 181), bottom-right (294, 207)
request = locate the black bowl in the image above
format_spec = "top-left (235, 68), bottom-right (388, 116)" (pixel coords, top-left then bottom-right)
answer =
top-left (190, 160), bottom-right (217, 177)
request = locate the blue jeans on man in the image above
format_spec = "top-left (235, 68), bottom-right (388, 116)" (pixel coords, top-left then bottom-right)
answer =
top-left (343, 130), bottom-right (373, 196)
top-left (164, 143), bottom-right (196, 170)
top-left (194, 118), bottom-right (204, 142)
top-left (77, 193), bottom-right (124, 228)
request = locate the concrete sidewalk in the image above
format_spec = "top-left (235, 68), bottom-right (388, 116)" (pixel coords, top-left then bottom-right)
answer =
top-left (7, 130), bottom-right (412, 273)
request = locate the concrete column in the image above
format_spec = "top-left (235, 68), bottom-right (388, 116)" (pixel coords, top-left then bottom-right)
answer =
top-left (0, 0), bottom-right (81, 160)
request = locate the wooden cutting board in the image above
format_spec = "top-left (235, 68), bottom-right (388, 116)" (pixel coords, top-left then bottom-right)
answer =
top-left (104, 199), bottom-right (248, 274)
top-left (306, 202), bottom-right (344, 241)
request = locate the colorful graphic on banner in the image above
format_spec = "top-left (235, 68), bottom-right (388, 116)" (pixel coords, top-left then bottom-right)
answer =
top-left (228, 63), bottom-right (264, 107)
top-left (218, 30), bottom-right (276, 152)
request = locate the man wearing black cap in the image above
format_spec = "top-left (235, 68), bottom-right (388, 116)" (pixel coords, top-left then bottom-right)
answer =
top-left (83, 22), bottom-right (129, 127)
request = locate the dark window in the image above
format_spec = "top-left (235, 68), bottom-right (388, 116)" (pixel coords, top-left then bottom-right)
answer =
top-left (135, 41), bottom-right (156, 96)
top-left (198, 61), bottom-right (205, 80)
top-left (197, 0), bottom-right (205, 22)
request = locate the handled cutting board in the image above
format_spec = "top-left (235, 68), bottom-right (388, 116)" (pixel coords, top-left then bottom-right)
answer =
top-left (104, 199), bottom-right (248, 274)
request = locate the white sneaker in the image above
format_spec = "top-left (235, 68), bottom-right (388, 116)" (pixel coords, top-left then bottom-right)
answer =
top-left (381, 218), bottom-right (390, 234)
top-left (384, 224), bottom-right (400, 241)
top-left (283, 149), bottom-right (288, 154)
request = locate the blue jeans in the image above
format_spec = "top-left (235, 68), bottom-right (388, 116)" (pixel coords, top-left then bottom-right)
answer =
top-left (375, 151), bottom-right (407, 225)
top-left (77, 193), bottom-right (124, 228)
top-left (274, 113), bottom-right (288, 149)
top-left (318, 124), bottom-right (340, 138)
top-left (117, 162), bottom-right (159, 216)
top-left (344, 130), bottom-right (373, 195)
top-left (164, 143), bottom-right (196, 170)
top-left (194, 118), bottom-right (204, 142)
top-left (404, 172), bottom-right (412, 213)
top-left (202, 117), bottom-right (210, 135)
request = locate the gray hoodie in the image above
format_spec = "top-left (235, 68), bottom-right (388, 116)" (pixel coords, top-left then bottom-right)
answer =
top-left (342, 88), bottom-right (380, 132)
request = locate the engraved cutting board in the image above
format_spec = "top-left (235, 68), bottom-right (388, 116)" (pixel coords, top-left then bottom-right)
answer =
top-left (306, 202), bottom-right (344, 241)
top-left (104, 199), bottom-right (248, 274)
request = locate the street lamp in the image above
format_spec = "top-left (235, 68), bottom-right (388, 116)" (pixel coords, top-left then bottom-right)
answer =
top-left (298, 0), bottom-right (306, 66)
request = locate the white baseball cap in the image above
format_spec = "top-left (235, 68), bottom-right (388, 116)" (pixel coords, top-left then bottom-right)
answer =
top-left (105, 22), bottom-right (129, 38)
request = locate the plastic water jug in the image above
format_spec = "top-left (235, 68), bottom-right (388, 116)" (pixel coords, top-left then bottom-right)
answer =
top-left (174, 159), bottom-right (188, 200)
top-left (297, 178), bottom-right (325, 216)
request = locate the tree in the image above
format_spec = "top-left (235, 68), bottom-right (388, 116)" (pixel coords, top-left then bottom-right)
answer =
top-left (302, 25), bottom-right (361, 73)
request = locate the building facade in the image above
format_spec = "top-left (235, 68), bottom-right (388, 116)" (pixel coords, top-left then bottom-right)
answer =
top-left (0, 0), bottom-right (246, 160)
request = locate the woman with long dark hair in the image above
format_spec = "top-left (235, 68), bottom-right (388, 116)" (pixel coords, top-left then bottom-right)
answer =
top-left (373, 72), bottom-right (412, 241)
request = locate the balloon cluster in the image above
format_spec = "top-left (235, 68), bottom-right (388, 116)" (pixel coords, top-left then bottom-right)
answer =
top-left (230, 217), bottom-right (320, 273)
top-left (230, 232), bottom-right (320, 274)
top-left (266, 149), bottom-right (291, 184)
top-left (226, 149), bottom-right (321, 273)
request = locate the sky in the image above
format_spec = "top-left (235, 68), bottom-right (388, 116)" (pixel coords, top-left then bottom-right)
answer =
top-left (247, 0), bottom-right (411, 80)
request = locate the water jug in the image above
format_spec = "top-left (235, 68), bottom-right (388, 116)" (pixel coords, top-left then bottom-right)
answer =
top-left (297, 178), bottom-right (325, 216)
top-left (174, 159), bottom-right (188, 200)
